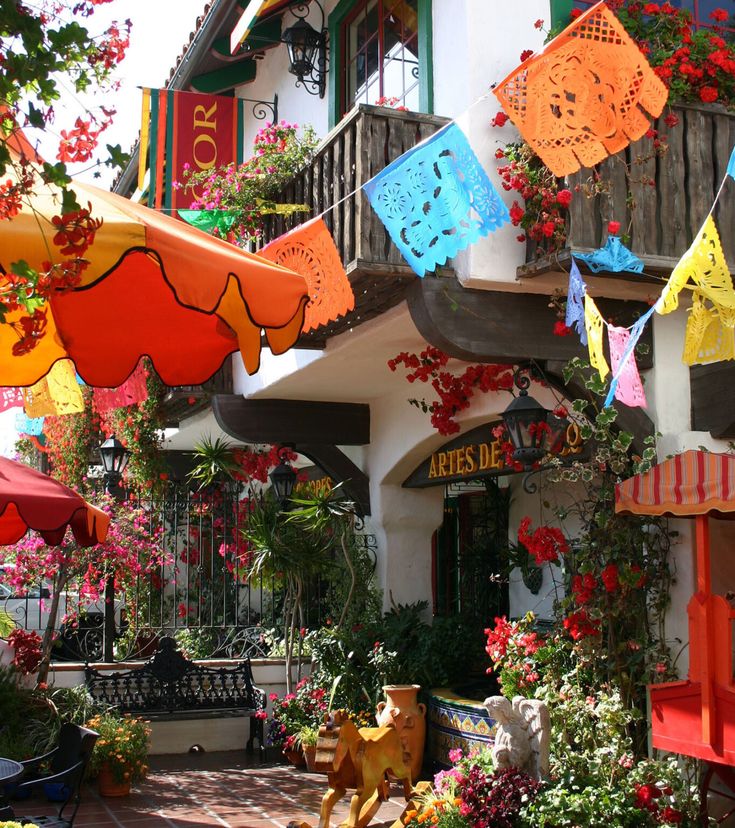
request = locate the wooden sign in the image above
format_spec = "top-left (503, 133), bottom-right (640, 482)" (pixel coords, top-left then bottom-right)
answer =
top-left (403, 421), bottom-right (583, 489)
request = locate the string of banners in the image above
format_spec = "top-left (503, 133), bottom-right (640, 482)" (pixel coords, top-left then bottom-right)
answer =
top-left (3, 0), bottom-right (724, 423)
top-left (565, 151), bottom-right (735, 411)
top-left (177, 0), bottom-right (678, 412)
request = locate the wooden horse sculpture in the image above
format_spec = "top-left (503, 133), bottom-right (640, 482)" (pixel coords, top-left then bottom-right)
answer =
top-left (291, 710), bottom-right (413, 828)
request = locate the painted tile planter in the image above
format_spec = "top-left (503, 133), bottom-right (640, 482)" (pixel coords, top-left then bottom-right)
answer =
top-left (427, 687), bottom-right (498, 768)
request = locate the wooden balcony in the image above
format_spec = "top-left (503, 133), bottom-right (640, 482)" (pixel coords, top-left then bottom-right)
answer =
top-left (160, 360), bottom-right (233, 427)
top-left (260, 104), bottom-right (450, 343)
top-left (518, 103), bottom-right (735, 280)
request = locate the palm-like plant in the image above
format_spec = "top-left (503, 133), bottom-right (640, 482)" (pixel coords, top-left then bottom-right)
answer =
top-left (187, 436), bottom-right (242, 490)
top-left (243, 493), bottom-right (332, 692)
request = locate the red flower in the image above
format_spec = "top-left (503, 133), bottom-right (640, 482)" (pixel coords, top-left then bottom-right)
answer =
top-left (495, 148), bottom-right (505, 159)
top-left (534, 18), bottom-right (544, 29)
top-left (509, 202), bottom-right (525, 225)
top-left (570, 8), bottom-right (582, 18)
top-left (553, 321), bottom-right (573, 337)
top-left (700, 86), bottom-right (718, 103)
top-left (491, 111), bottom-right (509, 127)
top-left (541, 221), bottom-right (556, 237)
top-left (519, 49), bottom-right (534, 62)
top-left (664, 112), bottom-right (679, 128)
top-left (556, 188), bottom-right (572, 208)
top-left (563, 609), bottom-right (600, 641)
top-left (601, 563), bottom-right (619, 593)
top-left (710, 8), bottom-right (729, 22)
top-left (608, 220), bottom-right (621, 235)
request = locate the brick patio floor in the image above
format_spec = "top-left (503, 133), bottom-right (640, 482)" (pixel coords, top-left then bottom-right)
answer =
top-left (9, 752), bottom-right (411, 828)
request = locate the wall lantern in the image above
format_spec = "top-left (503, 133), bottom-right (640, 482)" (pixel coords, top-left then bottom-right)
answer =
top-left (501, 369), bottom-right (567, 490)
top-left (270, 449), bottom-right (298, 508)
top-left (99, 435), bottom-right (130, 500)
top-left (281, 1), bottom-right (327, 98)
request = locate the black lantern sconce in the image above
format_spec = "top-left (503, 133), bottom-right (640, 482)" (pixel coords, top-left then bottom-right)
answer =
top-left (501, 368), bottom-right (567, 493)
top-left (281, 1), bottom-right (327, 98)
top-left (269, 447), bottom-right (298, 509)
top-left (99, 435), bottom-right (130, 501)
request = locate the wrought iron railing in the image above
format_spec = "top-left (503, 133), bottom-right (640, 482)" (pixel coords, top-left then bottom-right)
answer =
top-left (1, 482), bottom-right (377, 663)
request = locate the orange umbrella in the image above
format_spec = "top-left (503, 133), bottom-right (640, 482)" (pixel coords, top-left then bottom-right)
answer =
top-left (0, 456), bottom-right (109, 546)
top-left (0, 142), bottom-right (309, 387)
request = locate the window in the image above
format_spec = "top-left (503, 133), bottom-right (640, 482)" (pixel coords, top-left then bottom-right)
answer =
top-left (341, 0), bottom-right (421, 115)
top-left (571, 0), bottom-right (735, 31)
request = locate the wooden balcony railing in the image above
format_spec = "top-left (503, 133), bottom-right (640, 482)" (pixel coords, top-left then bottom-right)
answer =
top-left (260, 104), bottom-right (449, 340)
top-left (519, 103), bottom-right (735, 278)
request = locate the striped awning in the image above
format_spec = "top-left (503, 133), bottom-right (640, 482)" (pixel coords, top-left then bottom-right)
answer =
top-left (615, 450), bottom-right (735, 518)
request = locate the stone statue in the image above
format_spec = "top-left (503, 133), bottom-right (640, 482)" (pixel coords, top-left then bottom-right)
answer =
top-left (483, 695), bottom-right (550, 780)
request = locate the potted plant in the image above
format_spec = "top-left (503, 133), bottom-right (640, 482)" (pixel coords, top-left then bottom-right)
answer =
top-left (296, 725), bottom-right (319, 773)
top-left (86, 712), bottom-right (150, 797)
top-left (267, 678), bottom-right (328, 764)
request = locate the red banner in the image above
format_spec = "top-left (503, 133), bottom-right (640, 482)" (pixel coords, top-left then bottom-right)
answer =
top-left (170, 91), bottom-right (242, 214)
top-left (146, 89), bottom-right (243, 214)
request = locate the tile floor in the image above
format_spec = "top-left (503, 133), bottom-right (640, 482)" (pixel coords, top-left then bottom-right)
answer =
top-left (8, 752), bottom-right (410, 828)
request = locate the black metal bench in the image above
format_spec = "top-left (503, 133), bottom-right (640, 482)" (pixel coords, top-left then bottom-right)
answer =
top-left (84, 636), bottom-right (266, 754)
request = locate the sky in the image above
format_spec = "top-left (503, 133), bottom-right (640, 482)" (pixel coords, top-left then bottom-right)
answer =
top-left (1, 0), bottom-right (211, 459)
top-left (32, 0), bottom-right (210, 188)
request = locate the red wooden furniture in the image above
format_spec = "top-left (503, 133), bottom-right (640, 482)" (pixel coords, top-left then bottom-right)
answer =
top-left (616, 450), bottom-right (735, 822)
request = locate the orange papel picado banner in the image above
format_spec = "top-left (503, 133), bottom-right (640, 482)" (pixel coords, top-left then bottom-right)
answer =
top-left (494, 1), bottom-right (667, 177)
top-left (260, 218), bottom-right (355, 333)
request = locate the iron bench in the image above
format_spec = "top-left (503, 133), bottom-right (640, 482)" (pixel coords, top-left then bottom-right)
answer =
top-left (84, 636), bottom-right (266, 754)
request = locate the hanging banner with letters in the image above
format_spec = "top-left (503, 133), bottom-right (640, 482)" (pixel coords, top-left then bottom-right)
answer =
top-left (140, 89), bottom-right (245, 214)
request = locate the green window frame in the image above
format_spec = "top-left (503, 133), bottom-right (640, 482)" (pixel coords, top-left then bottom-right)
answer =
top-left (327, 0), bottom-right (433, 129)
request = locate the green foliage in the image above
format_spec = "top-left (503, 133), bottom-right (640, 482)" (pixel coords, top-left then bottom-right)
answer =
top-left (174, 627), bottom-right (219, 659)
top-left (306, 603), bottom-right (487, 714)
top-left (543, 356), bottom-right (677, 740)
top-left (520, 783), bottom-right (649, 828)
top-left (0, 610), bottom-right (14, 638)
top-left (187, 436), bottom-right (241, 490)
top-left (182, 121), bottom-right (319, 245)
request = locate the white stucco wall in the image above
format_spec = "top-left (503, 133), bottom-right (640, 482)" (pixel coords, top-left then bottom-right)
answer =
top-left (219, 0), bottom-right (716, 666)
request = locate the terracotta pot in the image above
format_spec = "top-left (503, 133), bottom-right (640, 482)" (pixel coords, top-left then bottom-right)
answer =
top-left (376, 684), bottom-right (426, 782)
top-left (97, 764), bottom-right (132, 797)
top-left (303, 744), bottom-right (318, 773)
top-left (283, 747), bottom-right (306, 767)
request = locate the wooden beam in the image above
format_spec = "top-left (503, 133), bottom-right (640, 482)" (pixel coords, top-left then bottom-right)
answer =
top-left (213, 396), bottom-right (370, 445)
top-left (190, 60), bottom-right (256, 94)
top-left (297, 443), bottom-right (371, 516)
top-left (407, 278), bottom-right (654, 369)
top-left (690, 363), bottom-right (735, 438)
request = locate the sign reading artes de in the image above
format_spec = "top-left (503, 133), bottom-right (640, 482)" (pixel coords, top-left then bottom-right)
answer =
top-left (403, 421), bottom-right (583, 489)
top-left (140, 89), bottom-right (246, 213)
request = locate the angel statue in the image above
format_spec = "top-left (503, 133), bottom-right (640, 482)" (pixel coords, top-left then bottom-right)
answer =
top-left (483, 695), bottom-right (550, 780)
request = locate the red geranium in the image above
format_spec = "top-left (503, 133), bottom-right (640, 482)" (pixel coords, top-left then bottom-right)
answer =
top-left (699, 85), bottom-right (718, 102)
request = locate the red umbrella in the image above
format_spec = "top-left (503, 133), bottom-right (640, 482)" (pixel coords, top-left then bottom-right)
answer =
top-left (0, 457), bottom-right (109, 546)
